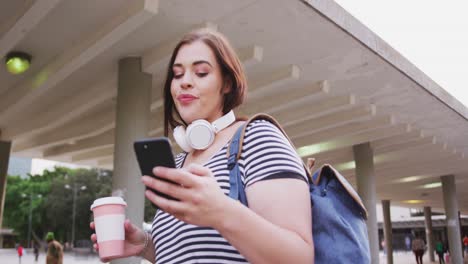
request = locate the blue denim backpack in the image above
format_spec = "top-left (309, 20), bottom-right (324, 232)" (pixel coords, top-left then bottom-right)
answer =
top-left (227, 114), bottom-right (370, 263)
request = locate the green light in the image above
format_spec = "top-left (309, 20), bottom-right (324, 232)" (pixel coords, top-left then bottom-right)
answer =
top-left (5, 51), bottom-right (31, 75)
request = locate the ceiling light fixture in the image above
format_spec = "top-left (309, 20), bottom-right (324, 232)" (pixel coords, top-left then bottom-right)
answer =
top-left (421, 182), bottom-right (442, 189)
top-left (5, 51), bottom-right (32, 75)
top-left (402, 200), bottom-right (425, 204)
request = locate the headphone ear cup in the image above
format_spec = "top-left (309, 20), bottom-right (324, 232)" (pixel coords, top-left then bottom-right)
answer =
top-left (186, 120), bottom-right (215, 150)
top-left (173, 126), bottom-right (193, 152)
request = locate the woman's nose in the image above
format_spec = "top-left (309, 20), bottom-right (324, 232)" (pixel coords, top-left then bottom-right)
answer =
top-left (180, 72), bottom-right (193, 89)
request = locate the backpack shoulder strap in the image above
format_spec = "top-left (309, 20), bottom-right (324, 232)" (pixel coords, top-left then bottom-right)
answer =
top-left (227, 114), bottom-right (312, 205)
top-left (226, 113), bottom-right (311, 180)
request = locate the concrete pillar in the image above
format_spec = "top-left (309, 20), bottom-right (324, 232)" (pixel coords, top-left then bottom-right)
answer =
top-left (441, 175), bottom-right (463, 264)
top-left (0, 141), bottom-right (12, 248)
top-left (353, 142), bottom-right (379, 264)
top-left (382, 200), bottom-right (393, 264)
top-left (424, 206), bottom-right (435, 262)
top-left (112, 57), bottom-right (151, 264)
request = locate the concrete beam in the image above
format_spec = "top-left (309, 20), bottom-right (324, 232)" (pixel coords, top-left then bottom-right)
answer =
top-left (294, 114), bottom-right (392, 145)
top-left (237, 45), bottom-right (264, 69)
top-left (0, 0), bottom-right (63, 60)
top-left (246, 65), bottom-right (300, 101)
top-left (71, 146), bottom-right (113, 162)
top-left (43, 129), bottom-right (115, 158)
top-left (241, 80), bottom-right (330, 116)
top-left (275, 95), bottom-right (359, 127)
top-left (339, 144), bottom-right (460, 176)
top-left (0, 0), bottom-right (158, 123)
top-left (297, 121), bottom-right (411, 157)
top-left (285, 104), bottom-right (373, 138)
top-left (371, 130), bottom-right (424, 150)
top-left (142, 21), bottom-right (218, 75)
top-left (373, 135), bottom-right (435, 154)
top-left (3, 74), bottom-right (117, 141)
top-left (97, 156), bottom-right (114, 167)
top-left (12, 103), bottom-right (115, 153)
top-left (370, 158), bottom-right (467, 181)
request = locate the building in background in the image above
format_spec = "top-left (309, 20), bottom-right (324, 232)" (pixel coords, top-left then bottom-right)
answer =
top-left (7, 157), bottom-right (31, 178)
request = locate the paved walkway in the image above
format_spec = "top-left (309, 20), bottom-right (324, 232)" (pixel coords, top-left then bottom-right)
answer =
top-left (379, 250), bottom-right (468, 264)
top-left (0, 248), bottom-right (151, 264)
top-left (1, 248), bottom-right (467, 263)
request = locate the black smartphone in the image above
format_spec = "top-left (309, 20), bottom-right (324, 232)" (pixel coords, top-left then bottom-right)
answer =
top-left (133, 137), bottom-right (178, 201)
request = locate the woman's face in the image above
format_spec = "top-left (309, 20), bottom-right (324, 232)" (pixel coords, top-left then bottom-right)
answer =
top-left (171, 41), bottom-right (228, 124)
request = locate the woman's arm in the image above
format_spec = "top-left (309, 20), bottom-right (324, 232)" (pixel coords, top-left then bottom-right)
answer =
top-left (215, 178), bottom-right (314, 264)
top-left (140, 232), bottom-right (156, 263)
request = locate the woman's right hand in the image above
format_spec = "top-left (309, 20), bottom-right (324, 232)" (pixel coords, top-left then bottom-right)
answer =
top-left (90, 219), bottom-right (148, 262)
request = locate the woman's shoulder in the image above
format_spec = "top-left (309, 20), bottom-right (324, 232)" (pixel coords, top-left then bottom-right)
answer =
top-left (244, 118), bottom-right (283, 137)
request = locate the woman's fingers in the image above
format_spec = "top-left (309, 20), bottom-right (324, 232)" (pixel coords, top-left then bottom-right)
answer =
top-left (145, 189), bottom-right (187, 216)
top-left (151, 166), bottom-right (198, 187)
top-left (90, 221), bottom-right (95, 229)
top-left (142, 176), bottom-right (192, 201)
top-left (123, 219), bottom-right (135, 232)
top-left (186, 163), bottom-right (211, 177)
top-left (91, 234), bottom-right (97, 243)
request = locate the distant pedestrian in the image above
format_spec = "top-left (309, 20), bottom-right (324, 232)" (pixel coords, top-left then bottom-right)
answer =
top-left (405, 235), bottom-right (411, 251)
top-left (381, 239), bottom-right (386, 255)
top-left (17, 243), bottom-right (24, 264)
top-left (33, 240), bottom-right (40, 262)
top-left (45, 232), bottom-right (63, 264)
top-left (435, 239), bottom-right (445, 264)
top-left (463, 234), bottom-right (468, 254)
top-left (412, 235), bottom-right (425, 264)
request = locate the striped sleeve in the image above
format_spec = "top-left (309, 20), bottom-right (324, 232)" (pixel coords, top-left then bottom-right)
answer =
top-left (239, 119), bottom-right (308, 187)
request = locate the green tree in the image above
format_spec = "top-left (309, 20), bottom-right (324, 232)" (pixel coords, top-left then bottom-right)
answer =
top-left (44, 168), bottom-right (112, 245)
top-left (4, 166), bottom-right (114, 246)
top-left (4, 166), bottom-right (157, 247)
top-left (4, 172), bottom-right (51, 245)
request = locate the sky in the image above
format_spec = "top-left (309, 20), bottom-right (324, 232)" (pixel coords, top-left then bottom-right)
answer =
top-left (334, 0), bottom-right (468, 107)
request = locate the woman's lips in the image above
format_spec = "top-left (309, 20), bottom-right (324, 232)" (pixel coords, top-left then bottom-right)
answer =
top-left (177, 94), bottom-right (198, 104)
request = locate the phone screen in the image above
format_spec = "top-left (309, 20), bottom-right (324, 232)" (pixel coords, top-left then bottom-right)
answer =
top-left (133, 137), bottom-right (178, 201)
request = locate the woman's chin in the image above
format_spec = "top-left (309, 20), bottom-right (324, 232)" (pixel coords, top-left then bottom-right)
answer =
top-left (178, 111), bottom-right (198, 124)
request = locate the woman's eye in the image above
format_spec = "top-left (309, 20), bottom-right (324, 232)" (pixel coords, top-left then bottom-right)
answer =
top-left (196, 72), bottom-right (208, 77)
top-left (173, 73), bottom-right (183, 79)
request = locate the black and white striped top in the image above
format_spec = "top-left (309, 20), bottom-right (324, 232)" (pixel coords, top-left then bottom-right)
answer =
top-left (151, 119), bottom-right (308, 264)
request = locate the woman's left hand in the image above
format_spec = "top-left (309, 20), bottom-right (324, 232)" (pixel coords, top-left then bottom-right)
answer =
top-left (141, 163), bottom-right (233, 228)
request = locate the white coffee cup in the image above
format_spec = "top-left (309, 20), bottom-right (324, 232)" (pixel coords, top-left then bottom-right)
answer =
top-left (90, 197), bottom-right (127, 259)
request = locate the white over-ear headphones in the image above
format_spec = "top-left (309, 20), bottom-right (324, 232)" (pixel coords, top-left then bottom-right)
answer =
top-left (173, 110), bottom-right (236, 152)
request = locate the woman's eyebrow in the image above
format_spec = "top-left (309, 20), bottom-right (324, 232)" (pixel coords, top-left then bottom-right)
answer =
top-left (172, 60), bottom-right (212, 68)
top-left (192, 60), bottom-right (212, 67)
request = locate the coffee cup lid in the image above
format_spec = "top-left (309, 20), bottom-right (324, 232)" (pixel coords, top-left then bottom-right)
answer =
top-left (90, 196), bottom-right (127, 210)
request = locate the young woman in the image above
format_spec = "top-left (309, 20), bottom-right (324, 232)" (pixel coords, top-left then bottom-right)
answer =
top-left (91, 28), bottom-right (314, 264)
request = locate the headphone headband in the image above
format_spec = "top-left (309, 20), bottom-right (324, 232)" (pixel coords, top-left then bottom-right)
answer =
top-left (173, 110), bottom-right (236, 152)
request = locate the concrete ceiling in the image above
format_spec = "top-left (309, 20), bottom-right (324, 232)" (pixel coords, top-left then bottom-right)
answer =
top-left (1, 0), bottom-right (467, 213)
